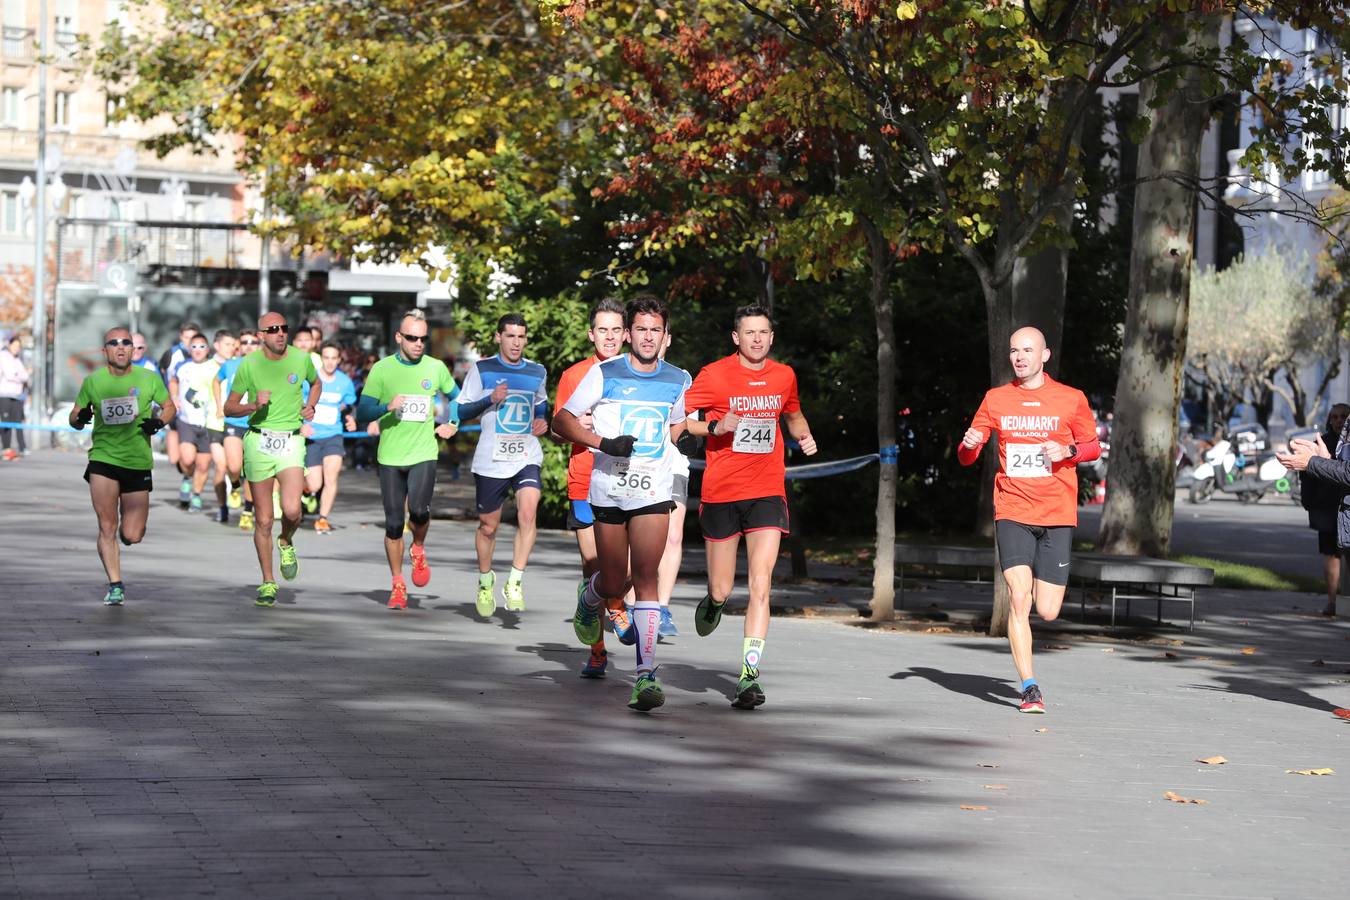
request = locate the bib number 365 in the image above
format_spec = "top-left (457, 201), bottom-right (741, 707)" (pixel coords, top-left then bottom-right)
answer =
top-left (493, 434), bottom-right (528, 462)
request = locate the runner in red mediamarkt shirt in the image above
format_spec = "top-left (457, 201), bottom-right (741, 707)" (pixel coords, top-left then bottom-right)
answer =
top-left (957, 326), bottom-right (1100, 715)
top-left (682, 305), bottom-right (817, 710)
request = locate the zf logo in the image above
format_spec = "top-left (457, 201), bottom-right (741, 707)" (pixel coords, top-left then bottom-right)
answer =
top-left (619, 403), bottom-right (668, 457)
top-left (497, 392), bottom-right (532, 434)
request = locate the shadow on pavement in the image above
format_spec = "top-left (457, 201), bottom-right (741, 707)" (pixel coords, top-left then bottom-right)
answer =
top-left (890, 667), bottom-right (1020, 708)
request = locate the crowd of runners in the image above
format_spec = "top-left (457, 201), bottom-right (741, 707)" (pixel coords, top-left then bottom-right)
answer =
top-left (68, 298), bottom-right (1096, 716)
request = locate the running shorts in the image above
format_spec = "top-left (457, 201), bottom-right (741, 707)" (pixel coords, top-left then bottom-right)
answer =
top-left (1318, 530), bottom-right (1339, 557)
top-left (243, 428), bottom-right (306, 482)
top-left (176, 420), bottom-right (212, 453)
top-left (995, 520), bottom-right (1074, 585)
top-left (379, 459), bottom-right (437, 538)
top-left (224, 424), bottom-right (248, 441)
top-left (84, 460), bottom-right (153, 494)
top-left (593, 501), bottom-right (675, 525)
top-left (305, 435), bottom-right (346, 468)
top-left (567, 499), bottom-right (595, 531)
top-left (699, 496), bottom-right (789, 542)
top-left (474, 464), bottom-right (542, 515)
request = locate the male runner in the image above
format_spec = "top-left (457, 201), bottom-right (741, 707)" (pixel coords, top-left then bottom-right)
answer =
top-left (69, 327), bottom-right (176, 605)
top-left (168, 332), bottom-right (220, 512)
top-left (683, 305), bottom-right (817, 710)
top-left (555, 296), bottom-right (690, 711)
top-left (304, 341), bottom-right (358, 534)
top-left (957, 326), bottom-right (1100, 714)
top-left (553, 298), bottom-right (634, 676)
top-left (206, 330), bottom-right (238, 522)
top-left (291, 326), bottom-right (324, 515)
top-left (216, 329), bottom-right (260, 529)
top-left (356, 310), bottom-right (459, 608)
top-left (223, 312), bottom-right (321, 607)
top-left (658, 330), bottom-right (694, 639)
top-left (161, 320), bottom-right (201, 476)
top-left (131, 333), bottom-right (159, 375)
top-left (456, 313), bottom-right (549, 617)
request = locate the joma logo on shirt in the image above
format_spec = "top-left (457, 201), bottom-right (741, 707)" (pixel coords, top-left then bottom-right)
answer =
top-left (730, 394), bottom-right (782, 413)
top-left (1001, 415), bottom-right (1061, 431)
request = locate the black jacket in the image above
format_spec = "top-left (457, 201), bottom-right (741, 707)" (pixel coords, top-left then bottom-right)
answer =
top-left (1303, 431), bottom-right (1350, 541)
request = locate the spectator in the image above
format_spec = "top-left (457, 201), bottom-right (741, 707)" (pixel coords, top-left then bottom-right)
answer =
top-left (1299, 403), bottom-right (1350, 616)
top-left (0, 333), bottom-right (29, 460)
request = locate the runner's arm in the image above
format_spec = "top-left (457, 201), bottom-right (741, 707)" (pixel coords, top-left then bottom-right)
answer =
top-left (456, 394), bottom-right (493, 421)
top-left (223, 390), bottom-right (255, 418)
top-left (552, 409), bottom-right (603, 450)
top-left (302, 378), bottom-right (323, 419)
top-left (783, 410), bottom-right (817, 455)
top-left (956, 397), bottom-right (994, 466)
top-left (157, 395), bottom-right (178, 425)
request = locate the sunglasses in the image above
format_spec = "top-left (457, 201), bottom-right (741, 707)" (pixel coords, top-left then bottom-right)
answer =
top-left (240, 339), bottom-right (260, 345)
top-left (261, 324), bottom-right (289, 334)
top-left (190, 344), bottom-right (209, 350)
top-left (105, 338), bottom-right (134, 348)
top-left (399, 332), bottom-right (428, 344)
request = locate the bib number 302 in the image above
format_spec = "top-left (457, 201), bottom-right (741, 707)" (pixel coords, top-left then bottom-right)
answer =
top-left (1007, 444), bottom-right (1052, 478)
top-left (399, 396), bottom-right (431, 422)
top-left (100, 396), bottom-right (138, 426)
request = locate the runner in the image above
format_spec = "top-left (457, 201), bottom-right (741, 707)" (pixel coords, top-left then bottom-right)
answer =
top-left (682, 305), bottom-right (817, 710)
top-left (355, 311), bottom-right (459, 609)
top-left (168, 332), bottom-right (221, 512)
top-left (554, 295), bottom-right (690, 711)
top-left (957, 326), bottom-right (1100, 714)
top-left (222, 312), bottom-right (321, 607)
top-left (303, 341), bottom-right (358, 534)
top-left (206, 330), bottom-right (238, 522)
top-left (456, 313), bottom-right (549, 617)
top-left (131, 333), bottom-right (159, 375)
top-left (292, 326), bottom-right (323, 515)
top-left (658, 330), bottom-right (694, 639)
top-left (216, 329), bottom-right (260, 530)
top-left (161, 321), bottom-right (200, 478)
top-left (69, 327), bottom-right (176, 605)
top-left (553, 298), bottom-right (634, 676)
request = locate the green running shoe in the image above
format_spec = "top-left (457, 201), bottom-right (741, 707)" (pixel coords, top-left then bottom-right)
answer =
top-left (103, 585), bottom-right (125, 606)
top-left (256, 582), bottom-right (278, 607)
top-left (694, 593), bottom-right (724, 636)
top-left (573, 582), bottom-right (602, 645)
top-left (628, 670), bottom-right (665, 712)
top-left (731, 669), bottom-right (766, 710)
top-left (301, 493), bottom-right (318, 515)
top-left (277, 539), bottom-right (299, 581)
top-left (475, 572), bottom-right (496, 618)
top-left (503, 578), bottom-right (525, 612)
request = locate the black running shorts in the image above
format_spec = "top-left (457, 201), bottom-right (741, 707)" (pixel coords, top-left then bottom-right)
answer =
top-left (699, 496), bottom-right (789, 542)
top-left (84, 460), bottom-right (153, 494)
top-left (592, 501), bottom-right (675, 525)
top-left (995, 519), bottom-right (1074, 586)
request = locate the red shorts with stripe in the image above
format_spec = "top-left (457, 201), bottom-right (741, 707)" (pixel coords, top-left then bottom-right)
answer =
top-left (699, 496), bottom-right (789, 542)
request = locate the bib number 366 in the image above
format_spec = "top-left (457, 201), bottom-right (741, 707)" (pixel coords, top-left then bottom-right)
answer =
top-left (609, 458), bottom-right (658, 502)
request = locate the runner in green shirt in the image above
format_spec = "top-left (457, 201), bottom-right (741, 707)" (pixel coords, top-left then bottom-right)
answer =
top-left (223, 312), bottom-right (321, 607)
top-left (69, 326), bottom-right (176, 606)
top-left (355, 309), bottom-right (459, 609)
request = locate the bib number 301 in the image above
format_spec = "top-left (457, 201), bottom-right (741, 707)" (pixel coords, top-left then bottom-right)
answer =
top-left (100, 396), bottom-right (138, 426)
top-left (493, 434), bottom-right (529, 462)
top-left (732, 416), bottom-right (777, 454)
top-left (258, 430), bottom-right (293, 458)
top-left (1007, 444), bottom-right (1052, 478)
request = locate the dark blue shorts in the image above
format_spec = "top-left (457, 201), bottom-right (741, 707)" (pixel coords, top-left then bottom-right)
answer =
top-left (474, 464), bottom-right (542, 514)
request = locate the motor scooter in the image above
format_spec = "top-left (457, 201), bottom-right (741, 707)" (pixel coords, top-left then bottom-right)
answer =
top-left (1188, 424), bottom-right (1292, 504)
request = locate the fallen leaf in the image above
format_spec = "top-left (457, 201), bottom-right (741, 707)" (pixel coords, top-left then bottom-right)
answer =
top-left (1287, 768), bottom-right (1335, 776)
top-left (1035, 727), bottom-right (1048, 733)
top-left (1240, 647), bottom-right (1257, 655)
top-left (1163, 791), bottom-right (1208, 805)
top-left (1101, 647), bottom-right (1116, 653)
top-left (1164, 652), bottom-right (1180, 659)
top-left (983, 784), bottom-right (1008, 790)
top-left (1194, 655), bottom-right (1211, 660)
top-left (1311, 659), bottom-right (1325, 667)
top-left (977, 763), bottom-right (999, 768)
top-left (959, 805), bottom-right (989, 811)
top-left (1167, 639), bottom-right (1185, 646)
top-left (1196, 756), bottom-right (1227, 765)
top-left (1043, 644), bottom-right (1072, 650)
top-left (1334, 709), bottom-right (1350, 719)
top-left (925, 626), bottom-right (953, 634)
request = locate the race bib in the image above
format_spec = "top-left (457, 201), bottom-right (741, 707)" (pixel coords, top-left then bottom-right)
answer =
top-left (399, 395), bottom-right (430, 422)
top-left (100, 396), bottom-right (138, 426)
top-left (732, 416), bottom-right (778, 454)
top-left (607, 456), bottom-right (660, 503)
top-left (313, 404), bottom-right (339, 426)
top-left (257, 429), bottom-right (294, 458)
top-left (492, 433), bottom-right (530, 463)
top-left (1006, 444), bottom-right (1052, 478)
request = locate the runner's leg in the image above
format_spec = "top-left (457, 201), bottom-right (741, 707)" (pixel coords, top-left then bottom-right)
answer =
top-left (276, 466), bottom-right (304, 544)
top-left (118, 490), bottom-right (150, 545)
top-left (251, 477), bottom-right (277, 582)
top-left (381, 466), bottom-right (410, 578)
top-left (742, 528), bottom-right (780, 664)
top-left (89, 474), bottom-right (123, 583)
top-left (191, 448), bottom-right (211, 498)
top-left (705, 532), bottom-right (740, 604)
top-left (511, 487), bottom-right (540, 569)
top-left (319, 454), bottom-right (343, 518)
top-left (210, 441), bottom-right (228, 508)
top-left (1004, 564), bottom-right (1036, 683)
top-left (658, 501), bottom-right (686, 609)
top-left (476, 508), bottom-right (502, 574)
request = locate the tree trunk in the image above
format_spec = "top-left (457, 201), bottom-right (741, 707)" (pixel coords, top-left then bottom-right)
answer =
top-left (1098, 11), bottom-right (1222, 556)
top-left (862, 216), bottom-right (898, 620)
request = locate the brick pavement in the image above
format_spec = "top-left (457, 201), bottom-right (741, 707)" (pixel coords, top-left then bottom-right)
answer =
top-left (0, 450), bottom-right (1347, 898)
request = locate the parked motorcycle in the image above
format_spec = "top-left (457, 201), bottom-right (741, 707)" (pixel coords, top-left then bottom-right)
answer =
top-left (1188, 423), bottom-right (1293, 504)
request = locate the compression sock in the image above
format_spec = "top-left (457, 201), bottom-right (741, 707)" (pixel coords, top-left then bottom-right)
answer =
top-left (580, 573), bottom-right (603, 612)
top-left (243, 500), bottom-right (254, 512)
top-left (742, 637), bottom-right (766, 677)
top-left (507, 566), bottom-right (525, 585)
top-left (633, 601), bottom-right (661, 675)
top-left (1021, 677), bottom-right (1038, 691)
top-left (478, 571), bottom-right (494, 588)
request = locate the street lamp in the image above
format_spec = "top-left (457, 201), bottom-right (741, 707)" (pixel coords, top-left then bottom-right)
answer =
top-left (29, 0), bottom-right (49, 426)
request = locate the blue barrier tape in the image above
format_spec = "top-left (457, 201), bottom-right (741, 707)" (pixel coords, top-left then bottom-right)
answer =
top-left (689, 452), bottom-right (881, 481)
top-left (879, 444), bottom-right (899, 464)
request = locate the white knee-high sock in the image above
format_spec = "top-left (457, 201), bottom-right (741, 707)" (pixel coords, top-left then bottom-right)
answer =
top-left (633, 601), bottom-right (661, 675)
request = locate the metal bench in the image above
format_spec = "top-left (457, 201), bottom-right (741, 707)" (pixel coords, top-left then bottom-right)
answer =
top-left (895, 544), bottom-right (994, 608)
top-left (1069, 553), bottom-right (1214, 631)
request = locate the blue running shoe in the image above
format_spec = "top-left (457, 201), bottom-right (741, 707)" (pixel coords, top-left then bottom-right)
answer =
top-left (658, 606), bottom-right (679, 639)
top-left (580, 647), bottom-right (607, 679)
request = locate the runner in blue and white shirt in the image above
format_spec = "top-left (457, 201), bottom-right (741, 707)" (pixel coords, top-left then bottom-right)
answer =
top-left (553, 295), bottom-right (690, 712)
top-left (302, 341), bottom-right (358, 534)
top-left (455, 313), bottom-right (550, 617)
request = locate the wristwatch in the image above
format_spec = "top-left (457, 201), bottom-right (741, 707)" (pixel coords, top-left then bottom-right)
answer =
top-left (707, 418), bottom-right (721, 436)
top-left (1066, 443), bottom-right (1078, 460)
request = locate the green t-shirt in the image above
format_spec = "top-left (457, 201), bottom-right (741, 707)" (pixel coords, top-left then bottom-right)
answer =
top-left (230, 346), bottom-right (319, 431)
top-left (75, 365), bottom-right (169, 471)
top-left (362, 353), bottom-right (460, 466)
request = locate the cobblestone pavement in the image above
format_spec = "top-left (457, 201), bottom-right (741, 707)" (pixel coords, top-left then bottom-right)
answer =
top-left (1, 451), bottom-right (1346, 898)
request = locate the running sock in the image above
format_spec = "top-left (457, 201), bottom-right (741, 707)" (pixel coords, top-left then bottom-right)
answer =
top-left (243, 500), bottom-right (254, 512)
top-left (1021, 677), bottom-right (1038, 691)
top-left (109, 580), bottom-right (123, 592)
top-left (633, 601), bottom-right (661, 674)
top-left (478, 571), bottom-right (494, 588)
top-left (580, 573), bottom-right (603, 612)
top-left (742, 637), bottom-right (765, 677)
top-left (507, 566), bottom-right (525, 585)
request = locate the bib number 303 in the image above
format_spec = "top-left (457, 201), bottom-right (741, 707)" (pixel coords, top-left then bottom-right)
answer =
top-left (100, 396), bottom-right (138, 426)
top-left (258, 430), bottom-right (293, 458)
top-left (1006, 444), bottom-right (1052, 478)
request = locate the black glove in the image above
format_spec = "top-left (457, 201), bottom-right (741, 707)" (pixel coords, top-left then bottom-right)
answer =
top-left (74, 403), bottom-right (95, 428)
top-left (598, 434), bottom-right (637, 457)
top-left (675, 430), bottom-right (699, 457)
top-left (139, 417), bottom-right (166, 436)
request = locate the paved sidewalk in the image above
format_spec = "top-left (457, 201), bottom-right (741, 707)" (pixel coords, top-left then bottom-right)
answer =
top-left (0, 450), bottom-right (1347, 898)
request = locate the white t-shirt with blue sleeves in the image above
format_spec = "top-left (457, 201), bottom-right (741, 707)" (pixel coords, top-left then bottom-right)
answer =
top-left (460, 354), bottom-right (549, 478)
top-left (562, 355), bottom-right (690, 511)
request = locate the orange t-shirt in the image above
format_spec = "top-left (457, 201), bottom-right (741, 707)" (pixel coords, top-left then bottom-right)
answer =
top-left (959, 376), bottom-right (1096, 526)
top-left (683, 354), bottom-right (801, 503)
top-left (555, 355), bottom-right (601, 501)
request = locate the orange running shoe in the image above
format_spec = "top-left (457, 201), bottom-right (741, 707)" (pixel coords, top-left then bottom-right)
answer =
top-left (410, 544), bottom-right (431, 587)
top-left (314, 516), bottom-right (333, 534)
top-left (388, 578), bottom-right (407, 610)
top-left (607, 599), bottom-right (635, 646)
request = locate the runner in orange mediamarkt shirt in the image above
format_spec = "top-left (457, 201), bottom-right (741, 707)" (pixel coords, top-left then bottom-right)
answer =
top-left (957, 326), bottom-right (1100, 715)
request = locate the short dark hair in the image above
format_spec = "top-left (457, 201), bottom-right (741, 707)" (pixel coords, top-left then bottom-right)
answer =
top-left (320, 341), bottom-right (342, 354)
top-left (309, 325), bottom-right (323, 338)
top-left (496, 313), bottom-right (527, 333)
top-left (239, 329), bottom-right (257, 339)
top-left (589, 298), bottom-right (626, 327)
top-left (213, 329), bottom-right (235, 343)
top-left (625, 294), bottom-right (668, 330)
top-left (733, 305), bottom-right (773, 330)
top-left (180, 321), bottom-right (201, 334)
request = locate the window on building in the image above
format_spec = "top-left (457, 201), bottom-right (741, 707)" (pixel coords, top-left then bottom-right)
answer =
top-left (0, 189), bottom-right (23, 235)
top-left (1, 86), bottom-right (19, 127)
top-left (53, 90), bottom-right (70, 127)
